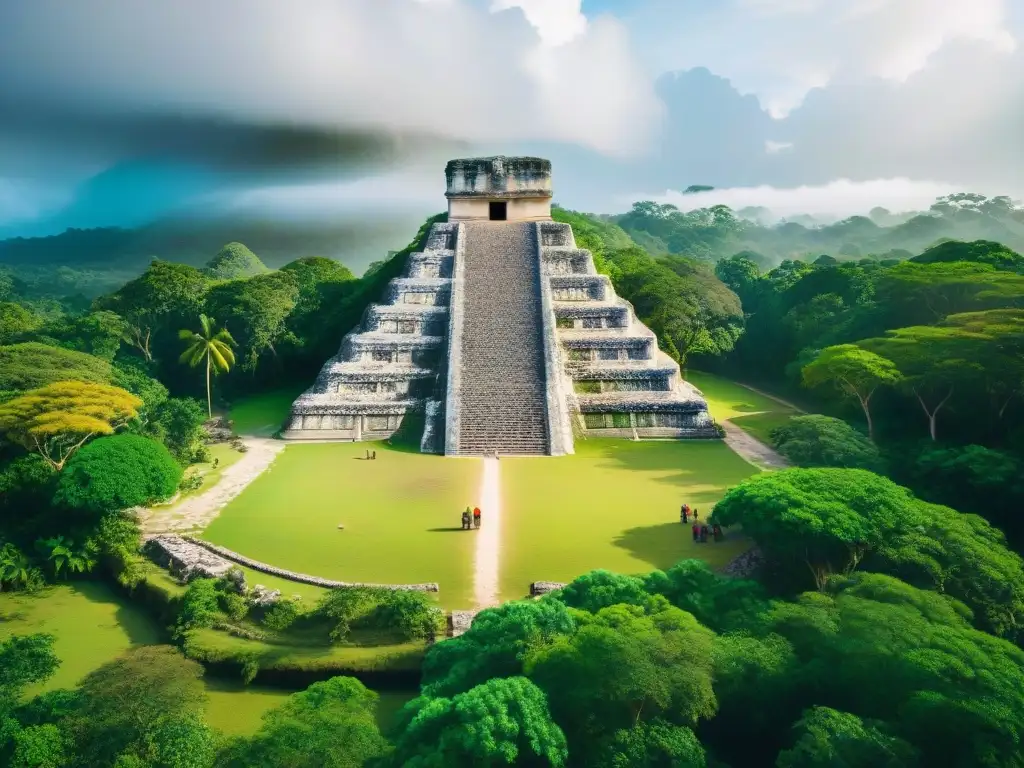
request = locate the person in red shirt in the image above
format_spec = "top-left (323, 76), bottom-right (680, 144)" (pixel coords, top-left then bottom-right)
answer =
top-left (473, 507), bottom-right (481, 528)
top-left (691, 522), bottom-right (700, 542)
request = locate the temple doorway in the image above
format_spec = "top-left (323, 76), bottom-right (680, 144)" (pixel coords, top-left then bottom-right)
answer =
top-left (489, 201), bottom-right (507, 221)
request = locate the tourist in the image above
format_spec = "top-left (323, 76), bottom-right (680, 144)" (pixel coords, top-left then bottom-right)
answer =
top-left (712, 523), bottom-right (723, 542)
top-left (680, 503), bottom-right (690, 523)
top-left (473, 507), bottom-right (482, 528)
top-left (371, 450), bottom-right (377, 460)
top-left (692, 522), bottom-right (700, 542)
top-left (693, 508), bottom-right (699, 521)
top-left (700, 524), bottom-right (709, 543)
top-left (461, 509), bottom-right (471, 530)
top-left (365, 449), bottom-right (370, 460)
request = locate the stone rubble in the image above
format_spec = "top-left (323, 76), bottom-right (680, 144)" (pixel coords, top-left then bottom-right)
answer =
top-left (250, 585), bottom-right (282, 607)
top-left (449, 610), bottom-right (480, 637)
top-left (144, 535), bottom-right (240, 585)
top-left (721, 547), bottom-right (765, 579)
top-left (530, 581), bottom-right (566, 596)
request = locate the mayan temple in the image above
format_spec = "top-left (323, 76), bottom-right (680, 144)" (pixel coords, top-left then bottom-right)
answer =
top-left (283, 156), bottom-right (718, 454)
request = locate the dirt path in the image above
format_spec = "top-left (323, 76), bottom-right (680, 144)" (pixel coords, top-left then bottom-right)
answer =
top-left (138, 438), bottom-right (286, 534)
top-left (732, 381), bottom-right (806, 414)
top-left (720, 421), bottom-right (790, 471)
top-left (472, 457), bottom-right (501, 609)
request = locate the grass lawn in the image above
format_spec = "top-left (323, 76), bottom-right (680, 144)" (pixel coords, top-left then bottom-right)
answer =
top-left (688, 371), bottom-right (801, 445)
top-left (227, 385), bottom-right (305, 437)
top-left (499, 438), bottom-right (757, 601)
top-left (203, 441), bottom-right (481, 609)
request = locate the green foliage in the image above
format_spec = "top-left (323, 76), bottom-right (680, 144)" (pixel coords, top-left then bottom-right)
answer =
top-left (178, 315), bottom-right (237, 417)
top-left (801, 345), bottom-right (900, 439)
top-left (10, 723), bottom-right (66, 768)
top-left (712, 468), bottom-right (920, 589)
top-left (776, 707), bottom-right (919, 768)
top-left (153, 398), bottom-right (208, 464)
top-left (553, 570), bottom-right (656, 614)
top-left (420, 599), bottom-right (576, 699)
top-left (0, 634), bottom-right (59, 701)
top-left (55, 434), bottom-right (182, 514)
top-left (0, 455), bottom-right (57, 529)
top-left (770, 415), bottom-right (884, 471)
top-left (34, 535), bottom-right (98, 579)
top-left (0, 342), bottom-right (112, 392)
top-left (260, 599), bottom-right (301, 632)
top-left (911, 239), bottom-right (1024, 272)
top-left (65, 646), bottom-right (207, 767)
top-left (174, 580), bottom-right (223, 638)
top-left (0, 543), bottom-right (45, 592)
top-left (643, 559), bottom-right (768, 633)
top-left (218, 592), bottom-right (249, 623)
top-left (0, 302), bottom-right (44, 345)
top-left (526, 604), bottom-right (717, 756)
top-left (203, 272), bottom-right (298, 371)
top-left (315, 587), bottom-right (442, 643)
top-left (390, 676), bottom-right (568, 767)
top-left (203, 243), bottom-right (268, 280)
top-left (597, 720), bottom-right (706, 767)
top-left (40, 310), bottom-right (126, 362)
top-left (217, 676), bottom-right (387, 768)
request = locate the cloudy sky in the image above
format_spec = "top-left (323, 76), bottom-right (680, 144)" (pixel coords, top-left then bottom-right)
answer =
top-left (0, 0), bottom-right (1021, 236)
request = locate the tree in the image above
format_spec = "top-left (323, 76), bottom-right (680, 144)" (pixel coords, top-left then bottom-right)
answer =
top-left (66, 646), bottom-right (207, 767)
top-left (203, 242), bottom-right (268, 280)
top-left (714, 254), bottom-right (762, 307)
top-left (390, 677), bottom-right (568, 767)
top-left (420, 599), bottom-right (576, 699)
top-left (96, 260), bottom-right (212, 362)
top-left (140, 712), bottom-right (215, 768)
top-left (10, 723), bottom-right (66, 768)
top-left (596, 720), bottom-right (706, 767)
top-left (526, 604), bottom-right (716, 758)
top-left (42, 310), bottom-right (126, 362)
top-left (218, 677), bottom-right (387, 768)
top-left (0, 342), bottom-right (112, 392)
top-left (55, 434), bottom-right (183, 514)
top-left (0, 382), bottom-right (142, 470)
top-left (153, 398), bottom-right (208, 464)
top-left (0, 303), bottom-right (43, 345)
top-left (940, 309), bottom-right (1024, 422)
top-left (861, 326), bottom-right (985, 440)
top-left (770, 415), bottom-right (884, 471)
top-left (801, 345), bottom-right (901, 440)
top-left (711, 468), bottom-right (921, 590)
top-left (911, 239), bottom-right (1024, 272)
top-left (643, 560), bottom-right (768, 633)
top-left (178, 315), bottom-right (237, 417)
top-left (0, 634), bottom-right (59, 700)
top-left (0, 544), bottom-right (44, 592)
top-left (776, 707), bottom-right (919, 768)
top-left (203, 272), bottom-right (298, 371)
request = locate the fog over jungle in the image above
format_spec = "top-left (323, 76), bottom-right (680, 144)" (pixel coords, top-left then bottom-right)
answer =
top-left (1, 0), bottom-right (1022, 237)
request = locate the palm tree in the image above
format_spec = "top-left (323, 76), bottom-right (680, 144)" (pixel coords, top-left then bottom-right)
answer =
top-left (0, 543), bottom-right (42, 591)
top-left (179, 314), bottom-right (237, 418)
top-left (36, 536), bottom-right (98, 579)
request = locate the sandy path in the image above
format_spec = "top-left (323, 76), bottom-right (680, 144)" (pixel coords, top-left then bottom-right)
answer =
top-left (472, 457), bottom-right (501, 609)
top-left (732, 381), bottom-right (806, 414)
top-left (138, 438), bottom-right (286, 534)
top-left (720, 421), bottom-right (790, 471)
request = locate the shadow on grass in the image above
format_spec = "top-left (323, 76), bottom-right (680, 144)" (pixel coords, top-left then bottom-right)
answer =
top-left (426, 527), bottom-right (467, 533)
top-left (70, 581), bottom-right (164, 646)
top-left (612, 522), bottom-right (746, 572)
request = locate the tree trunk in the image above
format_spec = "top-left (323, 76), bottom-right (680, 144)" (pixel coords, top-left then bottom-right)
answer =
top-left (205, 353), bottom-right (213, 418)
top-left (857, 391), bottom-right (875, 441)
top-left (913, 387), bottom-right (953, 442)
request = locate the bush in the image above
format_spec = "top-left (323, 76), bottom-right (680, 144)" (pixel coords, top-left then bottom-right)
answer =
top-left (55, 434), bottom-right (183, 514)
top-left (770, 415), bottom-right (884, 471)
top-left (174, 579), bottom-right (222, 639)
top-left (262, 599), bottom-right (302, 632)
top-left (315, 587), bottom-right (443, 642)
top-left (219, 591), bottom-right (250, 622)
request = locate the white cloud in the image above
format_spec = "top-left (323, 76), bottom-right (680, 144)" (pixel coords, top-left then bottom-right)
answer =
top-left (631, 0), bottom-right (1017, 116)
top-left (491, 0), bottom-right (588, 46)
top-left (643, 178), bottom-right (967, 221)
top-left (0, 0), bottom-right (657, 158)
top-left (764, 140), bottom-right (794, 154)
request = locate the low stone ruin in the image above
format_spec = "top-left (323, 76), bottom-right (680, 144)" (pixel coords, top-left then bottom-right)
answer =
top-left (530, 581), bottom-right (566, 596)
top-left (721, 547), bottom-right (764, 579)
top-left (144, 535), bottom-right (242, 586)
top-left (449, 610), bottom-right (479, 637)
top-left (250, 585), bottom-right (282, 607)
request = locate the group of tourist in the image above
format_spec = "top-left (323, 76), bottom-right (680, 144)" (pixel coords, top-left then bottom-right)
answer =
top-left (680, 503), bottom-right (724, 543)
top-left (461, 506), bottom-right (482, 530)
top-left (364, 449), bottom-right (377, 460)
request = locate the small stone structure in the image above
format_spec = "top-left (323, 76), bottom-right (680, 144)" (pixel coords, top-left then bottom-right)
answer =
top-left (144, 535), bottom-right (239, 584)
top-left (448, 610), bottom-right (480, 637)
top-left (285, 156), bottom-right (717, 452)
top-left (446, 156), bottom-right (552, 223)
top-left (530, 581), bottom-right (566, 596)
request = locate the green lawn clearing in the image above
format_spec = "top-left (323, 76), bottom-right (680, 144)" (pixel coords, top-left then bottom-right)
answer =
top-left (688, 371), bottom-right (801, 445)
top-left (227, 386), bottom-right (305, 437)
top-left (203, 441), bottom-right (481, 609)
top-left (499, 438), bottom-right (757, 601)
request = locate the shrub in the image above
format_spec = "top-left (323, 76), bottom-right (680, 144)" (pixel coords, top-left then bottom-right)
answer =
top-left (770, 414), bottom-right (884, 471)
top-left (262, 599), bottom-right (302, 632)
top-left (55, 434), bottom-right (183, 514)
top-left (174, 579), bottom-right (222, 639)
top-left (315, 587), bottom-right (443, 642)
top-left (219, 592), bottom-right (250, 623)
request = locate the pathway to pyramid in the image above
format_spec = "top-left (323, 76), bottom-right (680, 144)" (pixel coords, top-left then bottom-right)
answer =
top-left (283, 156), bottom-right (718, 454)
